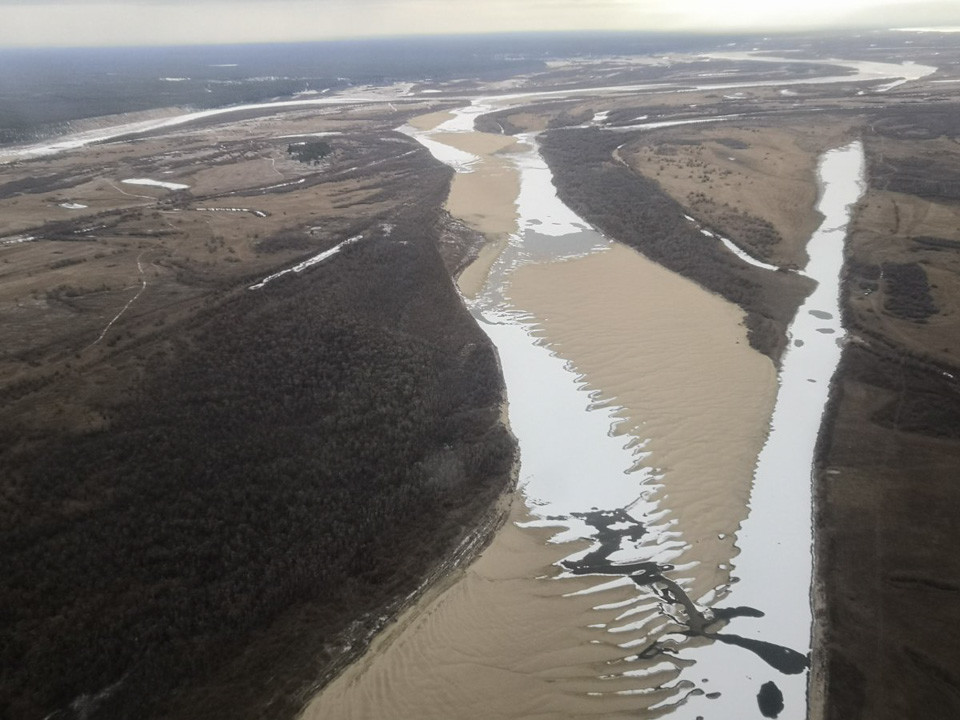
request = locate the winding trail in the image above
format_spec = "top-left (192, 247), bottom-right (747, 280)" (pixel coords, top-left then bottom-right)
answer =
top-left (87, 251), bottom-right (148, 348)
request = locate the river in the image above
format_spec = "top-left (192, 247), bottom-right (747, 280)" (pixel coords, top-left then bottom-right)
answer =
top-left (302, 73), bottom-right (867, 716)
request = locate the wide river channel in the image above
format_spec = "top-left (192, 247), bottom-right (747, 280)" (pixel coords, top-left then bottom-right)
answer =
top-left (303, 79), bottom-right (867, 719)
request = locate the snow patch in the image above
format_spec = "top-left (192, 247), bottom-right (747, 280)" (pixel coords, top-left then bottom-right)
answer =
top-left (122, 178), bottom-right (189, 191)
top-left (249, 234), bottom-right (363, 290)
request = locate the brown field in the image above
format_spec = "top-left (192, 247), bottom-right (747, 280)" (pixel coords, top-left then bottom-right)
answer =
top-left (0, 106), bottom-right (436, 436)
top-left (620, 121), bottom-right (856, 268)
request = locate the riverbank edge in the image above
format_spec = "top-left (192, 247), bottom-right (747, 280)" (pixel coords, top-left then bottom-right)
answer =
top-left (294, 405), bottom-right (521, 717)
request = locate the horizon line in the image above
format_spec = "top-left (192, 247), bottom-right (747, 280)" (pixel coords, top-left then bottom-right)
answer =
top-left (0, 25), bottom-right (952, 51)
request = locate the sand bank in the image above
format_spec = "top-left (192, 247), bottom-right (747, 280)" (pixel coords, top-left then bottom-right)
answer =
top-left (431, 131), bottom-right (519, 156)
top-left (508, 242), bottom-right (778, 603)
top-left (405, 110), bottom-right (455, 131)
top-left (445, 156), bottom-right (520, 238)
top-left (456, 234), bottom-right (510, 298)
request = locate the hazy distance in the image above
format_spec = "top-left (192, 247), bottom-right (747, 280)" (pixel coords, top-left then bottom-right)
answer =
top-left (1, 0), bottom-right (960, 47)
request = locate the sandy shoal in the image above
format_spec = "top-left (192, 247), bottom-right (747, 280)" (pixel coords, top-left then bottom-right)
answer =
top-left (445, 149), bottom-right (519, 295)
top-left (507, 242), bottom-right (778, 602)
top-left (431, 131), bottom-right (519, 155)
top-left (445, 156), bottom-right (519, 237)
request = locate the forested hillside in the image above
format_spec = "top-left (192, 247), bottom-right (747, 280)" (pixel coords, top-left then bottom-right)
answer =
top-left (0, 203), bottom-right (515, 720)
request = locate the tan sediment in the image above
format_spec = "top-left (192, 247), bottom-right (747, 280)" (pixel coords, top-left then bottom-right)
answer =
top-left (456, 233), bottom-right (509, 298)
top-left (303, 240), bottom-right (779, 718)
top-left (507, 242), bottom-right (778, 604)
top-left (445, 155), bottom-right (519, 237)
top-left (431, 131), bottom-right (519, 156)
top-left (406, 115), bottom-right (522, 297)
top-left (406, 113), bottom-right (522, 297)
top-left (445, 150), bottom-right (519, 297)
top-left (301, 500), bottom-right (674, 720)
top-left (406, 110), bottom-right (455, 131)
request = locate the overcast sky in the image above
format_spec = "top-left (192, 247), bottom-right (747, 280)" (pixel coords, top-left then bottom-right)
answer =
top-left (1, 0), bottom-right (959, 47)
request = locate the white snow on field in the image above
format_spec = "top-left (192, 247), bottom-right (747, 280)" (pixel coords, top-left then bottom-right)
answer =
top-left (122, 178), bottom-right (190, 191)
top-left (249, 235), bottom-right (363, 290)
top-left (197, 207), bottom-right (268, 217)
top-left (0, 234), bottom-right (35, 247)
top-left (261, 178), bottom-right (306, 191)
top-left (277, 132), bottom-right (342, 139)
top-left (690, 218), bottom-right (782, 272)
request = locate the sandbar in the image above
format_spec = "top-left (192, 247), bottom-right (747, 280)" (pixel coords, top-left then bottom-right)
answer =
top-left (508, 242), bottom-right (778, 602)
top-left (406, 110), bottom-right (456, 131)
top-left (302, 241), bottom-right (779, 717)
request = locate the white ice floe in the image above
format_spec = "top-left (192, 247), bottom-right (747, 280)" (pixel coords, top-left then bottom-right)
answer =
top-left (248, 234), bottom-right (362, 290)
top-left (607, 115), bottom-right (734, 132)
top-left (122, 178), bottom-right (190, 191)
top-left (512, 134), bottom-right (594, 238)
top-left (482, 312), bottom-right (654, 538)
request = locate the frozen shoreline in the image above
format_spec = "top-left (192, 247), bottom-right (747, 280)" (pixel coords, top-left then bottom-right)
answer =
top-left (665, 140), bottom-right (866, 720)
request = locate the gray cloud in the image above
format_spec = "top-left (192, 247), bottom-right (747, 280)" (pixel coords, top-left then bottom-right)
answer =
top-left (2, 0), bottom-right (959, 47)
top-left (841, 0), bottom-right (960, 25)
